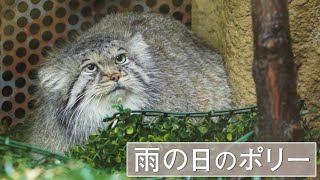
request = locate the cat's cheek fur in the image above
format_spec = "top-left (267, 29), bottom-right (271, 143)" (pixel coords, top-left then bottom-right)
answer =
top-left (39, 67), bottom-right (70, 92)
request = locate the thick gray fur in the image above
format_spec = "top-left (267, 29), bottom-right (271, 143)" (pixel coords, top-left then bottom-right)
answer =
top-left (25, 13), bottom-right (233, 153)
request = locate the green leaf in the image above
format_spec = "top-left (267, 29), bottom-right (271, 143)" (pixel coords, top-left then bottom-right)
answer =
top-left (124, 108), bottom-right (132, 114)
top-left (139, 137), bottom-right (147, 142)
top-left (111, 140), bottom-right (118, 146)
top-left (114, 127), bottom-right (120, 133)
top-left (97, 144), bottom-right (104, 150)
top-left (4, 137), bottom-right (10, 145)
top-left (154, 137), bottom-right (163, 142)
top-left (117, 97), bottom-right (123, 103)
top-left (172, 124), bottom-right (179, 130)
top-left (228, 124), bottom-right (235, 131)
top-left (89, 134), bottom-right (98, 140)
top-left (126, 126), bottom-right (134, 135)
top-left (147, 135), bottom-right (155, 141)
top-left (115, 155), bottom-right (121, 163)
top-left (164, 134), bottom-right (171, 141)
top-left (198, 126), bottom-right (208, 134)
top-left (179, 130), bottom-right (188, 138)
top-left (112, 104), bottom-right (119, 109)
top-left (163, 122), bottom-right (171, 129)
top-left (227, 133), bottom-right (233, 141)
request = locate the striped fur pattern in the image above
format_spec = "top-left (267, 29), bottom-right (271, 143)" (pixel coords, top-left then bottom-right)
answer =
top-left (25, 13), bottom-right (233, 153)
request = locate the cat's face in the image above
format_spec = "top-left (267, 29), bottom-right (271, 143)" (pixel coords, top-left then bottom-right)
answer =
top-left (39, 34), bottom-right (157, 119)
top-left (64, 38), bottom-right (149, 110)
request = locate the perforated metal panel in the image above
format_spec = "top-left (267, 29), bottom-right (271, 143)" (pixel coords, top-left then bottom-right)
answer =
top-left (0, 0), bottom-right (192, 133)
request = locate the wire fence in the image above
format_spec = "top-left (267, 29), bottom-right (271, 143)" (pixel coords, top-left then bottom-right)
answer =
top-left (103, 105), bottom-right (258, 121)
top-left (0, 136), bottom-right (69, 161)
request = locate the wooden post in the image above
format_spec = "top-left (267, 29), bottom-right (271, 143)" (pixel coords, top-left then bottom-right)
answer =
top-left (251, 0), bottom-right (303, 141)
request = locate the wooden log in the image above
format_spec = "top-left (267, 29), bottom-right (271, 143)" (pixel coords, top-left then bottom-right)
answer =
top-left (251, 0), bottom-right (303, 141)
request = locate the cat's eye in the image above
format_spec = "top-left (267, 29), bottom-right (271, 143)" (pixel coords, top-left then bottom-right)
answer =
top-left (84, 63), bottom-right (97, 73)
top-left (115, 54), bottom-right (126, 64)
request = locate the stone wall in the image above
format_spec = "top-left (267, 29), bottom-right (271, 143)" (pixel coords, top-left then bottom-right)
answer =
top-left (192, 0), bottom-right (320, 110)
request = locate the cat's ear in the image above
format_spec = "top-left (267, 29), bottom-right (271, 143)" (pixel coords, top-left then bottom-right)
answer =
top-left (128, 33), bottom-right (149, 54)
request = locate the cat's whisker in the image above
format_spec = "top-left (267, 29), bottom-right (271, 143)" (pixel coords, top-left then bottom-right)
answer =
top-left (72, 92), bottom-right (101, 137)
top-left (65, 86), bottom-right (103, 132)
top-left (64, 91), bottom-right (90, 130)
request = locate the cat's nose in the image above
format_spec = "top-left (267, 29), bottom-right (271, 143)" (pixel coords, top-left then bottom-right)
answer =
top-left (110, 73), bottom-right (121, 82)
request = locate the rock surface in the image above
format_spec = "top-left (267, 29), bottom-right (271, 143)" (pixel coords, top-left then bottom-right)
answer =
top-left (193, 0), bottom-right (320, 110)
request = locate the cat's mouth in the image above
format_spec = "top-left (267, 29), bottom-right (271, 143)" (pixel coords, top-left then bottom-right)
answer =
top-left (107, 84), bottom-right (125, 95)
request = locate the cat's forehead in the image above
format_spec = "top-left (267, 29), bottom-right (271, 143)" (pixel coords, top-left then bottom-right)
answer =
top-left (74, 47), bottom-right (124, 61)
top-left (66, 35), bottom-right (126, 57)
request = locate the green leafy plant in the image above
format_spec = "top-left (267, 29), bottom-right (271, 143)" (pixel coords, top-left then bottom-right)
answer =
top-left (0, 101), bottom-right (318, 179)
top-left (68, 102), bottom-right (258, 170)
top-left (0, 137), bottom-right (131, 179)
